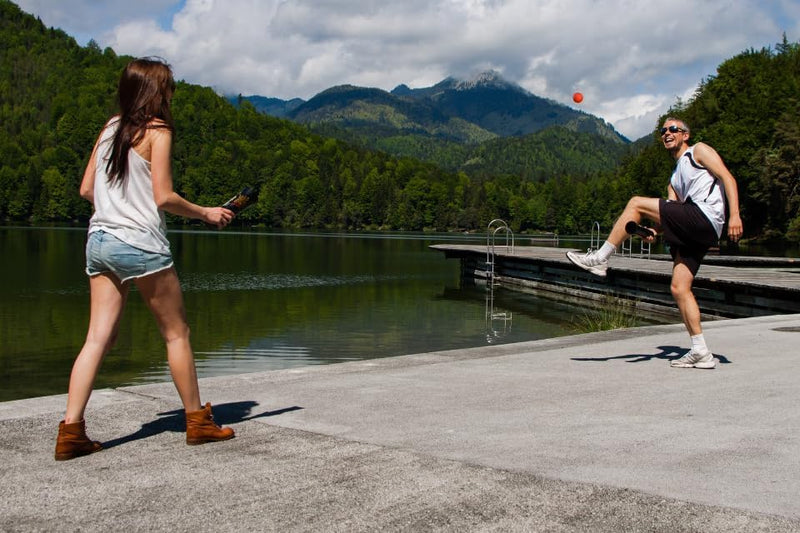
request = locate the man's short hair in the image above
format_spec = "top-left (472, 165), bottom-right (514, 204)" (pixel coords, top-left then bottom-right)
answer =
top-left (664, 117), bottom-right (690, 134)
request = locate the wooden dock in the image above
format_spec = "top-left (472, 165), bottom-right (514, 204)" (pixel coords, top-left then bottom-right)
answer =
top-left (430, 244), bottom-right (800, 319)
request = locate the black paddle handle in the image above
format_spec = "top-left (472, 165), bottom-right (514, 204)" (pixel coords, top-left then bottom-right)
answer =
top-left (625, 221), bottom-right (655, 239)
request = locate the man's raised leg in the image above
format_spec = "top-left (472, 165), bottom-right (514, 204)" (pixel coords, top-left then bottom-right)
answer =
top-left (566, 196), bottom-right (661, 276)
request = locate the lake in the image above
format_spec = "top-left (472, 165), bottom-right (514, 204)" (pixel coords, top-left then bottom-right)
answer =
top-left (0, 226), bottom-right (677, 402)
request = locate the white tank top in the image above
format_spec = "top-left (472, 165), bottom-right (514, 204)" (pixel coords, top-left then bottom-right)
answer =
top-left (669, 145), bottom-right (726, 238)
top-left (88, 119), bottom-right (171, 254)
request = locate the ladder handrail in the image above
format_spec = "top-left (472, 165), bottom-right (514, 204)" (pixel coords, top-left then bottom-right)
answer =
top-left (486, 219), bottom-right (514, 287)
top-left (622, 236), bottom-right (652, 259)
top-left (484, 219), bottom-right (515, 342)
top-left (589, 221), bottom-right (601, 252)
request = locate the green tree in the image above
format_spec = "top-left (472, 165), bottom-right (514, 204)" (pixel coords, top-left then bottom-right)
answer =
top-left (38, 166), bottom-right (70, 220)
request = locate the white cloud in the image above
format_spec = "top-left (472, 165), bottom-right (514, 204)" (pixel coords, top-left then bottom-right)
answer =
top-left (14, 0), bottom-right (796, 139)
top-left (14, 0), bottom-right (180, 41)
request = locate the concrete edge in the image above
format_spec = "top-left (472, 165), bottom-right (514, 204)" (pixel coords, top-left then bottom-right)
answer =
top-left (6, 314), bottom-right (799, 422)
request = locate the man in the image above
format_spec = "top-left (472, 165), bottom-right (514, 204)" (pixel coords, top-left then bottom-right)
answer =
top-left (566, 118), bottom-right (743, 369)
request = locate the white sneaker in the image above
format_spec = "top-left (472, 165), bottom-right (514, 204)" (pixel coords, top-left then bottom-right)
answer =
top-left (670, 349), bottom-right (716, 369)
top-left (566, 250), bottom-right (608, 277)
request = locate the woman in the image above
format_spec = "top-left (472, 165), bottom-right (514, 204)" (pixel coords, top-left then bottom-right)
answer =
top-left (55, 57), bottom-right (235, 461)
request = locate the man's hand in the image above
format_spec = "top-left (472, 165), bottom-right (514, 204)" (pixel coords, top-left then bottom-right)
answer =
top-left (727, 214), bottom-right (743, 242)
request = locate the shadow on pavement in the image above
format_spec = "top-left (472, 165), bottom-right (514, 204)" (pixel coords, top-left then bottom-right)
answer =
top-left (571, 345), bottom-right (731, 364)
top-left (101, 400), bottom-right (303, 449)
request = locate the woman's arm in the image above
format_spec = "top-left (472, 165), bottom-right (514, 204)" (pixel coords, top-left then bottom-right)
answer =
top-left (79, 132), bottom-right (104, 203)
top-left (148, 128), bottom-right (233, 228)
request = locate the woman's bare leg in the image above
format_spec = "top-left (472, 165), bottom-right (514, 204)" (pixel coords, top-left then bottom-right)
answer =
top-left (134, 268), bottom-right (202, 412)
top-left (65, 273), bottom-right (129, 423)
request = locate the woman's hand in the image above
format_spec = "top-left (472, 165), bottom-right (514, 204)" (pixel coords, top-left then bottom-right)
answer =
top-left (203, 207), bottom-right (235, 229)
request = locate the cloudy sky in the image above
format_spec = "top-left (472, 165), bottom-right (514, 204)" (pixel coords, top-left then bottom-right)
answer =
top-left (15, 0), bottom-right (799, 139)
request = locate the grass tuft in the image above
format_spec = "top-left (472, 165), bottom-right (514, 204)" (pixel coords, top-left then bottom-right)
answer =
top-left (572, 296), bottom-right (639, 333)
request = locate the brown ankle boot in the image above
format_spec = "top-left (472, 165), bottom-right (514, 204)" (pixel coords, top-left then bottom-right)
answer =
top-left (185, 402), bottom-right (235, 445)
top-left (54, 420), bottom-right (103, 461)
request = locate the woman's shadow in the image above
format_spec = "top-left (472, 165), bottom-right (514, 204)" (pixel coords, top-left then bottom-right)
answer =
top-left (101, 401), bottom-right (302, 449)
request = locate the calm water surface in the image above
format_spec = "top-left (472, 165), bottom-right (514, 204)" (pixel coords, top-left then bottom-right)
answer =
top-left (2, 226), bottom-right (669, 401)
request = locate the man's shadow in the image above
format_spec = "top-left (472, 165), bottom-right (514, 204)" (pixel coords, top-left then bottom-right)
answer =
top-left (102, 401), bottom-right (303, 449)
top-left (571, 345), bottom-right (731, 364)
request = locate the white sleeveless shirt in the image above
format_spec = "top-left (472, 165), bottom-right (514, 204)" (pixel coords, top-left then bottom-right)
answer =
top-left (88, 119), bottom-right (171, 255)
top-left (669, 145), bottom-right (726, 238)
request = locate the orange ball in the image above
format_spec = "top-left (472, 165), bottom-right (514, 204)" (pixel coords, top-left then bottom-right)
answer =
top-left (572, 92), bottom-right (583, 104)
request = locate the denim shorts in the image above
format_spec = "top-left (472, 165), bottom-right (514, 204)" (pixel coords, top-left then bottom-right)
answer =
top-left (85, 230), bottom-right (174, 283)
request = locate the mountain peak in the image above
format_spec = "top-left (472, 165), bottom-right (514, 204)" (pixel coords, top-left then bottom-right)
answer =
top-left (452, 70), bottom-right (526, 93)
top-left (392, 71), bottom-right (527, 98)
top-left (391, 83), bottom-right (412, 95)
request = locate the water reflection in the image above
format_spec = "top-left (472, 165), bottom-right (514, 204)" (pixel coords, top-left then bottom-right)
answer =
top-left (1, 226), bottom-right (671, 401)
top-left (180, 271), bottom-right (404, 292)
top-left (485, 280), bottom-right (513, 344)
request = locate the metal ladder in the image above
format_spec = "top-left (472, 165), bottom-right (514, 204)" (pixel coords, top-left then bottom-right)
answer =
top-left (484, 219), bottom-right (514, 343)
top-left (589, 221), bottom-right (601, 252)
top-left (485, 219), bottom-right (514, 287)
top-left (621, 231), bottom-right (652, 259)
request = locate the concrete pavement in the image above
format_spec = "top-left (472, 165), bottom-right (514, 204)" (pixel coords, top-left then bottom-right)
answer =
top-left (2, 314), bottom-right (800, 532)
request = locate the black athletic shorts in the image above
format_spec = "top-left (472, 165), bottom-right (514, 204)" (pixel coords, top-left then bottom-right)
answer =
top-left (658, 198), bottom-right (719, 276)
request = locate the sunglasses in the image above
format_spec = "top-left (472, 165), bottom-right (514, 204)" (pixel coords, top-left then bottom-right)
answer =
top-left (660, 125), bottom-right (687, 135)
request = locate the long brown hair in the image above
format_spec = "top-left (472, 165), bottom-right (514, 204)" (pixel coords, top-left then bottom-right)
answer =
top-left (106, 57), bottom-right (176, 183)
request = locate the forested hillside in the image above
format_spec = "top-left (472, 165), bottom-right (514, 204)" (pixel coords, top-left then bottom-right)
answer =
top-left (0, 1), bottom-right (474, 229)
top-left (2, 0), bottom-right (798, 240)
top-left (234, 72), bottom-right (629, 177)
